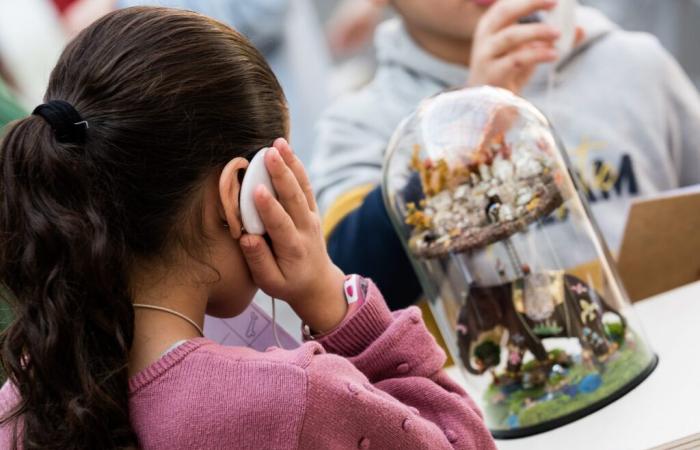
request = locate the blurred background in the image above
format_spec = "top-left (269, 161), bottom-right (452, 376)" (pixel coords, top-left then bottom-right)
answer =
top-left (1, 0), bottom-right (699, 153)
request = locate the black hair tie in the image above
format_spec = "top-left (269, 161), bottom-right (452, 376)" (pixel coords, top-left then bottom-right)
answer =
top-left (32, 100), bottom-right (89, 144)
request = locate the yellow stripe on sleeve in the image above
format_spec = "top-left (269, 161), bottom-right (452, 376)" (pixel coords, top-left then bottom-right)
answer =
top-left (322, 184), bottom-right (377, 240)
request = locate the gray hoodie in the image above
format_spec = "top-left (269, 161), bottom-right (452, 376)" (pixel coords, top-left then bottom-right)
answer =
top-left (582, 0), bottom-right (700, 88)
top-left (311, 6), bottom-right (700, 254)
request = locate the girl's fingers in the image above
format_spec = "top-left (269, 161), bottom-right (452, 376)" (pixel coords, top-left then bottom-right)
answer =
top-left (240, 234), bottom-right (285, 291)
top-left (489, 23), bottom-right (559, 57)
top-left (481, 0), bottom-right (557, 34)
top-left (273, 138), bottom-right (318, 213)
top-left (493, 43), bottom-right (557, 74)
top-left (265, 147), bottom-right (312, 228)
top-left (253, 185), bottom-right (302, 256)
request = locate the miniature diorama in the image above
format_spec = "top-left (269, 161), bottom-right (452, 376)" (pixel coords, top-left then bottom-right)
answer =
top-left (383, 87), bottom-right (657, 438)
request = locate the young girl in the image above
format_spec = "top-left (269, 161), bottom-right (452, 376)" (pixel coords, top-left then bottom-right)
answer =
top-left (0, 7), bottom-right (495, 450)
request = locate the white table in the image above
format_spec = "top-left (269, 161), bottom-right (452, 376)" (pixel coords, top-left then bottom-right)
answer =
top-left (446, 281), bottom-right (700, 450)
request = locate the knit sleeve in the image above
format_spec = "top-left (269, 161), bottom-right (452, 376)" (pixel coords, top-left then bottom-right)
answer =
top-left (295, 281), bottom-right (495, 449)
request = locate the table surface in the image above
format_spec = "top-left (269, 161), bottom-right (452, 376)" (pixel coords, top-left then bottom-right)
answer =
top-left (445, 281), bottom-right (700, 450)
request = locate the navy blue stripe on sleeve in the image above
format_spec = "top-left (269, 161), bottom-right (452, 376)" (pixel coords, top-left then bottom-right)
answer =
top-left (327, 186), bottom-right (422, 310)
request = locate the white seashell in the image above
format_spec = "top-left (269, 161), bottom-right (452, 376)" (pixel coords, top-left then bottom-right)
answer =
top-left (240, 148), bottom-right (276, 235)
top-left (498, 184), bottom-right (517, 205)
top-left (454, 185), bottom-right (470, 199)
top-left (515, 156), bottom-right (543, 179)
top-left (499, 204), bottom-right (514, 222)
top-left (432, 191), bottom-right (453, 210)
top-left (434, 210), bottom-right (451, 225)
top-left (517, 190), bottom-right (533, 206)
top-left (492, 158), bottom-right (515, 182)
top-left (479, 164), bottom-right (491, 181)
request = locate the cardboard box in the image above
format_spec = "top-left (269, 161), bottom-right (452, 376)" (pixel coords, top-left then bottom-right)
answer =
top-left (617, 186), bottom-right (700, 302)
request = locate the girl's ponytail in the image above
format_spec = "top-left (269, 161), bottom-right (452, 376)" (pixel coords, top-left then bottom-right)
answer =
top-left (0, 7), bottom-right (287, 448)
top-left (0, 114), bottom-right (137, 448)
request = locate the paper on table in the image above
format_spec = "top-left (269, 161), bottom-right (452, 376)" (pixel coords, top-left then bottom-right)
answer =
top-left (648, 431), bottom-right (700, 450)
top-left (204, 302), bottom-right (300, 351)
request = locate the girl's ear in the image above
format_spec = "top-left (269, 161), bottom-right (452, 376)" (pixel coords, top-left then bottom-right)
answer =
top-left (218, 157), bottom-right (250, 239)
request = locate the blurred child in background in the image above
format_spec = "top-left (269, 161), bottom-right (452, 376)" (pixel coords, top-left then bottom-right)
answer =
top-left (311, 0), bottom-right (700, 309)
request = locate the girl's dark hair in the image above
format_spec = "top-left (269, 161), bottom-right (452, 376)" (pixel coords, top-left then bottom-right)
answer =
top-left (0, 7), bottom-right (287, 449)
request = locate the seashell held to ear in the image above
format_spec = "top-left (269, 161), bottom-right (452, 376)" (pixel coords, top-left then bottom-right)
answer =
top-left (240, 147), bottom-right (277, 235)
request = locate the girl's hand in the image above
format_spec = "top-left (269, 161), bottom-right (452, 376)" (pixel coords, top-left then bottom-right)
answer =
top-left (468, 0), bottom-right (560, 93)
top-left (239, 138), bottom-right (347, 333)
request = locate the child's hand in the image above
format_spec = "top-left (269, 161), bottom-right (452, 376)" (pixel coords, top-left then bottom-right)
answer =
top-left (468, 0), bottom-right (560, 93)
top-left (240, 139), bottom-right (348, 333)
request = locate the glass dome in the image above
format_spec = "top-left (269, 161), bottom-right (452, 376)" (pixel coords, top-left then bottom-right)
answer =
top-left (383, 87), bottom-right (657, 438)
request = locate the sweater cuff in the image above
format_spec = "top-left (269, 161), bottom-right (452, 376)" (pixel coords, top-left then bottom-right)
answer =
top-left (301, 275), bottom-right (366, 340)
top-left (315, 280), bottom-right (393, 357)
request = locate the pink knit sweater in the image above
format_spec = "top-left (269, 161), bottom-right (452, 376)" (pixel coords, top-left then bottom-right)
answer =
top-left (0, 281), bottom-right (495, 449)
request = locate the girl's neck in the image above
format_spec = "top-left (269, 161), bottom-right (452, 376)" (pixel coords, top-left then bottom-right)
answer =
top-left (128, 268), bottom-right (208, 377)
top-left (404, 22), bottom-right (473, 67)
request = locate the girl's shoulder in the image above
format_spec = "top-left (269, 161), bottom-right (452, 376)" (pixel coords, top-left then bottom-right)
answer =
top-left (129, 337), bottom-right (326, 394)
top-left (128, 338), bottom-right (335, 449)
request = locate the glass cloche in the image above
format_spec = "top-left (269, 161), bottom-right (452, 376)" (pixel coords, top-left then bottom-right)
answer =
top-left (383, 87), bottom-right (657, 438)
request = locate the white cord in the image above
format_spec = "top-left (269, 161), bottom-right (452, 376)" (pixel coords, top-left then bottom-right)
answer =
top-left (271, 296), bottom-right (284, 349)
